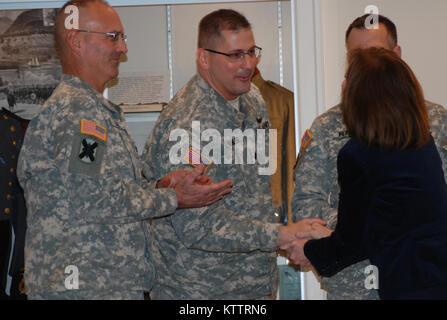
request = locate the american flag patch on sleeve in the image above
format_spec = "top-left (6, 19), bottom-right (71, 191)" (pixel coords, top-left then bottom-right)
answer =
top-left (301, 129), bottom-right (313, 149)
top-left (81, 120), bottom-right (107, 142)
top-left (184, 147), bottom-right (213, 173)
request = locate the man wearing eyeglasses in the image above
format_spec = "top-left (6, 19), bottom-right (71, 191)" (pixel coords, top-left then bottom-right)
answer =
top-left (141, 9), bottom-right (325, 300)
top-left (290, 14), bottom-right (447, 300)
top-left (17, 0), bottom-right (233, 300)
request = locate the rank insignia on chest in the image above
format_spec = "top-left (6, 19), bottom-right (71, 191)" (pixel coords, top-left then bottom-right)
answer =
top-left (81, 120), bottom-right (107, 142)
top-left (301, 129), bottom-right (313, 149)
top-left (184, 147), bottom-right (213, 173)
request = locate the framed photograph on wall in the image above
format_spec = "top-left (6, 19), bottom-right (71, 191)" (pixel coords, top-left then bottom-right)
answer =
top-left (0, 8), bottom-right (61, 119)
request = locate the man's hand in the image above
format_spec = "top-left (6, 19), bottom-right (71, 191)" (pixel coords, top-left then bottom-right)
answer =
top-left (300, 223), bottom-right (333, 240)
top-left (279, 221), bottom-right (333, 266)
top-left (174, 164), bottom-right (233, 208)
top-left (156, 168), bottom-right (212, 189)
top-left (281, 239), bottom-right (311, 266)
top-left (277, 218), bottom-right (327, 247)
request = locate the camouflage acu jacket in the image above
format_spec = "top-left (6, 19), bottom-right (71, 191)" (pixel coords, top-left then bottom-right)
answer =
top-left (17, 74), bottom-right (177, 297)
top-left (292, 101), bottom-right (447, 300)
top-left (141, 74), bottom-right (281, 299)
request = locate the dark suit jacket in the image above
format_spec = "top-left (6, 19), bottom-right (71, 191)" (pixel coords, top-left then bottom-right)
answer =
top-left (0, 108), bottom-right (28, 298)
top-left (304, 136), bottom-right (447, 299)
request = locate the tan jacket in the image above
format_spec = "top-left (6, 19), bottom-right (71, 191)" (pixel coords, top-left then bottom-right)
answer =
top-left (252, 72), bottom-right (296, 224)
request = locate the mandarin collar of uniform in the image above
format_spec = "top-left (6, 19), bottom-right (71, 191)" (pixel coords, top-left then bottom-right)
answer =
top-left (61, 74), bottom-right (122, 116)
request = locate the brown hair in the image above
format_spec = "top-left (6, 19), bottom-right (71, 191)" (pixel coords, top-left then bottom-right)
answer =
top-left (198, 9), bottom-right (251, 48)
top-left (342, 47), bottom-right (430, 151)
top-left (345, 14), bottom-right (398, 49)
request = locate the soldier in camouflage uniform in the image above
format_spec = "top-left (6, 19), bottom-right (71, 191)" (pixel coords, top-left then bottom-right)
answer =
top-left (141, 9), bottom-right (324, 300)
top-left (17, 0), bottom-right (232, 300)
top-left (292, 14), bottom-right (447, 300)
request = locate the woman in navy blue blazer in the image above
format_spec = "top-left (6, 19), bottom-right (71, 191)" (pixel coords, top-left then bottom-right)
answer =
top-left (285, 48), bottom-right (447, 299)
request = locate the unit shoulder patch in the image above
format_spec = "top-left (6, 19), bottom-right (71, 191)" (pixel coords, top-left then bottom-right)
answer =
top-left (68, 129), bottom-right (106, 177)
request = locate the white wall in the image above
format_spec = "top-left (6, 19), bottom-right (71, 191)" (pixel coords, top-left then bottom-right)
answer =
top-left (321, 0), bottom-right (447, 109)
top-left (115, 1), bottom-right (294, 154)
top-left (116, 1), bottom-right (293, 98)
top-left (115, 5), bottom-right (169, 74)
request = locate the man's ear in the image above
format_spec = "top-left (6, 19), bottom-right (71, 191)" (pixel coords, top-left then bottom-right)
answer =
top-left (393, 45), bottom-right (402, 58)
top-left (196, 48), bottom-right (209, 71)
top-left (66, 29), bottom-right (83, 57)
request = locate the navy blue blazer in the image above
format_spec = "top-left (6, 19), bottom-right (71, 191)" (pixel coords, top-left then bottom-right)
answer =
top-left (304, 136), bottom-right (447, 299)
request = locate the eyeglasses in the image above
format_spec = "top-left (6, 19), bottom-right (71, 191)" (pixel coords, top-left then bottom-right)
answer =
top-left (204, 46), bottom-right (262, 61)
top-left (76, 29), bottom-right (128, 43)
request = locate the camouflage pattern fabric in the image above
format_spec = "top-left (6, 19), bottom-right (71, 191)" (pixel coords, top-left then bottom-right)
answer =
top-left (31, 289), bottom-right (144, 300)
top-left (141, 74), bottom-right (281, 300)
top-left (292, 101), bottom-right (447, 300)
top-left (17, 74), bottom-right (178, 299)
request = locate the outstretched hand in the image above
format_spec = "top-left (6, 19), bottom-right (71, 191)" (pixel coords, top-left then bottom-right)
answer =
top-left (156, 167), bottom-right (212, 189)
top-left (169, 164), bottom-right (233, 208)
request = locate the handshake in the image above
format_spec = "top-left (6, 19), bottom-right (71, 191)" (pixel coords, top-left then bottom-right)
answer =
top-left (277, 218), bottom-right (333, 266)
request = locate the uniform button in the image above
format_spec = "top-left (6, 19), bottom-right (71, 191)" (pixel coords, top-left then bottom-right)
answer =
top-left (11, 154), bottom-right (16, 160)
top-left (8, 181), bottom-right (12, 187)
top-left (10, 126), bottom-right (16, 133)
top-left (4, 208), bottom-right (10, 215)
top-left (12, 141), bottom-right (17, 146)
top-left (6, 194), bottom-right (11, 200)
top-left (10, 168), bottom-right (14, 173)
top-left (2, 115), bottom-right (7, 120)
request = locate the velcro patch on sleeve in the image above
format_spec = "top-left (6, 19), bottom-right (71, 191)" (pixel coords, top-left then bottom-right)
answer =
top-left (81, 120), bottom-right (107, 142)
top-left (301, 129), bottom-right (313, 149)
top-left (68, 133), bottom-right (106, 177)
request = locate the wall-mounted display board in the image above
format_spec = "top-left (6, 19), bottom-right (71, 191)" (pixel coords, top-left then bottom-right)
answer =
top-left (0, 8), bottom-right (60, 118)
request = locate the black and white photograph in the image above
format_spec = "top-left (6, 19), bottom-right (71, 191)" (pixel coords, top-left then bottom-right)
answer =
top-left (0, 8), bottom-right (61, 119)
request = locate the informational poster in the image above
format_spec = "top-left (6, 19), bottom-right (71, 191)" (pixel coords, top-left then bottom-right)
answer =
top-left (0, 8), bottom-right (61, 119)
top-left (108, 70), bottom-right (169, 112)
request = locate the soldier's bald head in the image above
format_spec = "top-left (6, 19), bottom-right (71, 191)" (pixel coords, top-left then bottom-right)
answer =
top-left (54, 0), bottom-right (110, 59)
